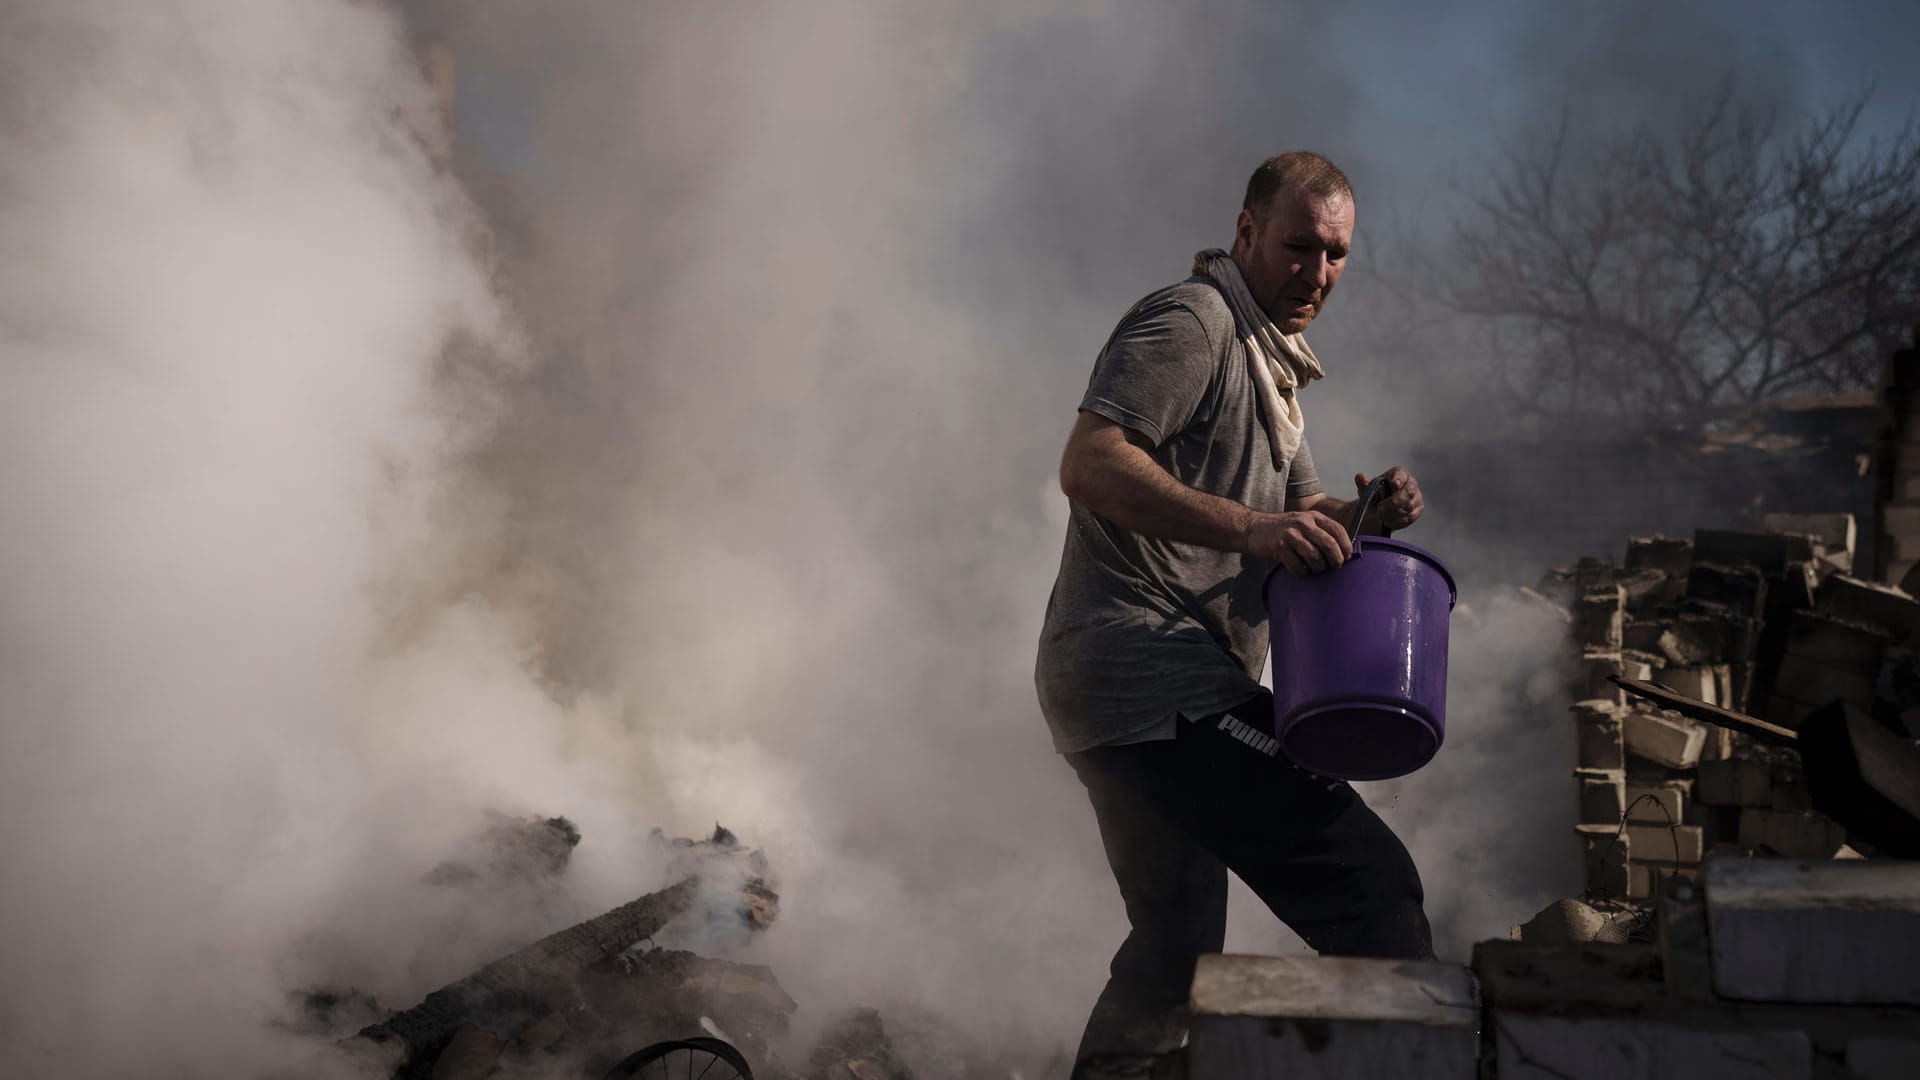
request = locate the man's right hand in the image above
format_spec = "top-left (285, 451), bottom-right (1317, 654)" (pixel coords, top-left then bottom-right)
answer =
top-left (1245, 510), bottom-right (1352, 575)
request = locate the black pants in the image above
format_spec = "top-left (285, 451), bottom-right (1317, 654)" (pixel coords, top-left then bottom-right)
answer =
top-left (1065, 689), bottom-right (1433, 1062)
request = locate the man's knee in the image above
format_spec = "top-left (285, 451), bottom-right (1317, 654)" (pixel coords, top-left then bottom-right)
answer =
top-left (1326, 816), bottom-right (1434, 959)
top-left (1268, 799), bottom-right (1433, 959)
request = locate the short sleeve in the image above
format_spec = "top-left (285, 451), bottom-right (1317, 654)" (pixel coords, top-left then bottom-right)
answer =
top-left (1287, 436), bottom-right (1325, 500)
top-left (1078, 297), bottom-right (1217, 448)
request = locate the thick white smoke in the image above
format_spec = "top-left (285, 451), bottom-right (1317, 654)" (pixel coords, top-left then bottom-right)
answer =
top-left (17, 0), bottom-right (1843, 1075)
top-left (0, 3), bottom-right (684, 1074)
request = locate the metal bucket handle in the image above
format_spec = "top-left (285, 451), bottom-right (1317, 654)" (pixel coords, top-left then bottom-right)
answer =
top-left (1348, 474), bottom-right (1396, 546)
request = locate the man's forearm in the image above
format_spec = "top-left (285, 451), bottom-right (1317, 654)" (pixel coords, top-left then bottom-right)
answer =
top-left (1064, 441), bottom-right (1256, 553)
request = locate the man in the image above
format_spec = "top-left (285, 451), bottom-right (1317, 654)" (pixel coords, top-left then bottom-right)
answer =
top-left (1035, 152), bottom-right (1434, 1074)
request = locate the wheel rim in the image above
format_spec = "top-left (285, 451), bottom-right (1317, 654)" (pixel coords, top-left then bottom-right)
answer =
top-left (601, 1037), bottom-right (753, 1080)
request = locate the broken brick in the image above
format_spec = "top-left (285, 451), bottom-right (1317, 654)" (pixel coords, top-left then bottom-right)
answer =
top-left (1623, 709), bottom-right (1707, 770)
top-left (1816, 575), bottom-right (1920, 645)
top-left (1624, 823), bottom-right (1704, 864)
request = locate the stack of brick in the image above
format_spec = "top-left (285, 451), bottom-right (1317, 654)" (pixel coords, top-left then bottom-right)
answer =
top-left (1561, 514), bottom-right (1893, 901)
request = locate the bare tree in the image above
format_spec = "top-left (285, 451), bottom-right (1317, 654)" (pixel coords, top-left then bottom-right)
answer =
top-left (1449, 90), bottom-right (1920, 424)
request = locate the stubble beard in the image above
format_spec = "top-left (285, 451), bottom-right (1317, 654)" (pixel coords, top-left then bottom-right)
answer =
top-left (1269, 297), bottom-right (1322, 335)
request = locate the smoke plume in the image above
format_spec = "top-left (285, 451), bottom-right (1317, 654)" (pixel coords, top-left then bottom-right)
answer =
top-left (6, 1), bottom-right (1915, 1075)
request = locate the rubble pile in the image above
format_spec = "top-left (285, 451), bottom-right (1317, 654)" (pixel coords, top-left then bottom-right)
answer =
top-left (1547, 513), bottom-right (1919, 903)
top-left (346, 822), bottom-right (788, 1079)
top-left (300, 821), bottom-right (1016, 1080)
top-left (304, 822), bottom-right (802, 1079)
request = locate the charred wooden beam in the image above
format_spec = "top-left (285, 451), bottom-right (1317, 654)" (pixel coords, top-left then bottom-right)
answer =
top-left (1608, 674), bottom-right (1799, 747)
top-left (355, 876), bottom-right (702, 1070)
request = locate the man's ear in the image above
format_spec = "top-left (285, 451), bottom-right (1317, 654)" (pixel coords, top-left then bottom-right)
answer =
top-left (1234, 208), bottom-right (1257, 250)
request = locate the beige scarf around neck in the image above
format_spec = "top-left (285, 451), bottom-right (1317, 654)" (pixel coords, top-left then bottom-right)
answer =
top-left (1191, 248), bottom-right (1324, 469)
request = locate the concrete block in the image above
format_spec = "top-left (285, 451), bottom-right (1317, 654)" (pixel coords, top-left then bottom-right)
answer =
top-left (1762, 512), bottom-right (1856, 573)
top-left (1186, 954), bottom-right (1478, 1079)
top-left (1654, 664), bottom-right (1719, 706)
top-left (1707, 856), bottom-right (1920, 1004)
top-left (1697, 758), bottom-right (1773, 807)
top-left (1623, 709), bottom-right (1707, 770)
top-left (1736, 807), bottom-right (1846, 859)
top-left (1625, 783), bottom-right (1686, 824)
top-left (1578, 768), bottom-right (1626, 825)
top-left (1579, 588), bottom-right (1626, 649)
top-left (1492, 1015), bottom-right (1811, 1079)
top-left (1619, 650), bottom-right (1659, 682)
top-left (1578, 823), bottom-right (1629, 896)
top-left (1474, 939), bottom-right (1663, 1012)
top-left (1625, 535), bottom-right (1692, 577)
top-left (1575, 557), bottom-right (1618, 594)
top-left (1617, 567), bottom-right (1673, 607)
top-left (1687, 562), bottom-right (1769, 616)
top-left (1817, 575), bottom-right (1920, 644)
top-left (1573, 700), bottom-right (1624, 771)
top-left (1626, 824), bottom-right (1704, 864)
top-left (1695, 528), bottom-right (1818, 574)
top-left (1784, 611), bottom-right (1893, 673)
top-left (1657, 617), bottom-right (1724, 665)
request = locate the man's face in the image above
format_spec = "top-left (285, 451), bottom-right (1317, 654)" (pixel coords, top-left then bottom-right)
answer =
top-left (1231, 187), bottom-right (1354, 334)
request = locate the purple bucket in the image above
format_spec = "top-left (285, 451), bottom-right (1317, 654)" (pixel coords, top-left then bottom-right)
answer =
top-left (1262, 536), bottom-right (1457, 781)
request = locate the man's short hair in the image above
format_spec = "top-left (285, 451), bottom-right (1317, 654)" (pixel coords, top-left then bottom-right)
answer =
top-left (1242, 151), bottom-right (1353, 212)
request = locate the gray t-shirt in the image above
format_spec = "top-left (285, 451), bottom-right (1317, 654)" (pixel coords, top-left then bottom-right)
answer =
top-left (1035, 277), bottom-right (1324, 753)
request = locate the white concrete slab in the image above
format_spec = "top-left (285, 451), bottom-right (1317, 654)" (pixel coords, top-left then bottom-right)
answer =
top-left (1707, 857), bottom-right (1920, 1004)
top-left (1495, 1015), bottom-right (1811, 1079)
top-left (1188, 954), bottom-right (1478, 1080)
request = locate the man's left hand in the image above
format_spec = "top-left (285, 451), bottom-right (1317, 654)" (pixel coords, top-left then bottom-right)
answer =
top-left (1353, 466), bottom-right (1424, 531)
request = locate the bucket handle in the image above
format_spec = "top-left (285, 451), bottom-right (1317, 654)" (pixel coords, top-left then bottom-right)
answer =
top-left (1349, 474), bottom-right (1395, 546)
